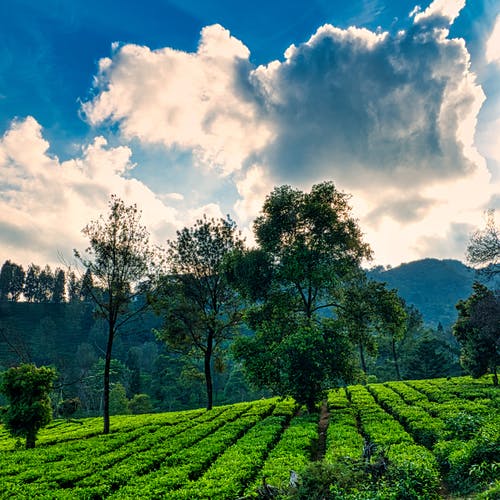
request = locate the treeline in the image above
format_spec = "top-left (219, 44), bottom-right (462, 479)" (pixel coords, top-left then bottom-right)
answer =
top-left (0, 260), bottom-right (94, 303)
top-left (1, 184), bottom-right (498, 441)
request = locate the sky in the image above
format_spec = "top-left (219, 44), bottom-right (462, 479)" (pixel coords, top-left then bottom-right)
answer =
top-left (1, 0), bottom-right (499, 269)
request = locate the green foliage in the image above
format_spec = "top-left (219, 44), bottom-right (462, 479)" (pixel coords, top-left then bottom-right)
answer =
top-left (234, 182), bottom-right (370, 410)
top-left (235, 317), bottom-right (354, 412)
top-left (453, 282), bottom-right (499, 385)
top-left (0, 363), bottom-right (56, 448)
top-left (109, 383), bottom-right (131, 415)
top-left (129, 393), bottom-right (153, 414)
top-left (152, 215), bottom-right (245, 410)
top-left (57, 397), bottom-right (81, 419)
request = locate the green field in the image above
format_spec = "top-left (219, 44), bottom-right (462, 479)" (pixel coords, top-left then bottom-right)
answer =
top-left (0, 376), bottom-right (498, 499)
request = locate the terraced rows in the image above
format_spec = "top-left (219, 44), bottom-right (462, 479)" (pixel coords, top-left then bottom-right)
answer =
top-left (0, 376), bottom-right (497, 499)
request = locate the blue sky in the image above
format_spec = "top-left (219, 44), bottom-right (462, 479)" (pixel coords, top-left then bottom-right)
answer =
top-left (1, 0), bottom-right (499, 268)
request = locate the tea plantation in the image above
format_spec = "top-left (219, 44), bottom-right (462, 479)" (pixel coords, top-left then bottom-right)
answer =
top-left (0, 376), bottom-right (498, 499)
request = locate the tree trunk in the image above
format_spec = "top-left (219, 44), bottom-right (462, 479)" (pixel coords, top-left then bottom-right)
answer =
top-left (391, 337), bottom-right (401, 380)
top-left (204, 332), bottom-right (214, 410)
top-left (204, 332), bottom-right (213, 410)
top-left (26, 430), bottom-right (36, 449)
top-left (493, 365), bottom-right (498, 387)
top-left (103, 323), bottom-right (114, 434)
top-left (359, 342), bottom-right (367, 375)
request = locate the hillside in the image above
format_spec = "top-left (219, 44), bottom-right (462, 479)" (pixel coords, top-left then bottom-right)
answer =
top-left (369, 258), bottom-right (487, 327)
top-left (0, 376), bottom-right (497, 499)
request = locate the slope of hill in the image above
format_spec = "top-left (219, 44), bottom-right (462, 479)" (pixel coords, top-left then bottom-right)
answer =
top-left (0, 376), bottom-right (497, 499)
top-left (368, 258), bottom-right (484, 327)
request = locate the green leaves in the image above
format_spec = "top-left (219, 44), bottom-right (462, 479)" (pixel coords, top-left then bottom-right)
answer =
top-left (0, 364), bottom-right (56, 448)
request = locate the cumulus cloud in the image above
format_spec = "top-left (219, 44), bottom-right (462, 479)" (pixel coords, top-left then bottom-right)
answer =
top-left (83, 24), bottom-right (272, 176)
top-left (81, 8), bottom-right (495, 265)
top-left (411, 0), bottom-right (465, 26)
top-left (0, 117), bottom-right (180, 266)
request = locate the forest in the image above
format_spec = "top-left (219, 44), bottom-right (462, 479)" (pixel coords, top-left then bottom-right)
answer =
top-left (0, 183), bottom-right (498, 418)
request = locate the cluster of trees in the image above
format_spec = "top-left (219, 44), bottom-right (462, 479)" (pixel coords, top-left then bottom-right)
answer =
top-left (1, 185), bottom-right (498, 447)
top-left (0, 260), bottom-right (95, 304)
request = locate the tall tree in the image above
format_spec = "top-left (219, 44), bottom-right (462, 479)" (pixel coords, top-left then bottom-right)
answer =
top-left (67, 270), bottom-right (80, 302)
top-left (37, 265), bottom-right (54, 302)
top-left (453, 282), bottom-right (499, 385)
top-left (9, 263), bottom-right (25, 302)
top-left (233, 182), bottom-right (371, 411)
top-left (152, 215), bottom-right (245, 410)
top-left (74, 195), bottom-right (159, 433)
top-left (52, 268), bottom-right (66, 303)
top-left (80, 268), bottom-right (94, 302)
top-left (467, 210), bottom-right (500, 277)
top-left (24, 264), bottom-right (40, 303)
top-left (0, 260), bottom-right (13, 301)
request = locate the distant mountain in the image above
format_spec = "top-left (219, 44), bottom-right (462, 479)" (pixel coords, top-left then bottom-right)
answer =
top-left (368, 258), bottom-right (497, 328)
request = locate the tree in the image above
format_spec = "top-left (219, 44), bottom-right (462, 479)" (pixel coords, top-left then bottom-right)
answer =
top-left (10, 263), bottom-right (25, 302)
top-left (0, 260), bottom-right (14, 301)
top-left (74, 195), bottom-right (159, 433)
top-left (0, 364), bottom-right (56, 448)
top-left (129, 393), bottom-right (153, 414)
top-left (233, 182), bottom-right (371, 411)
top-left (52, 268), bottom-right (66, 303)
top-left (406, 336), bottom-right (454, 380)
top-left (37, 265), bottom-right (54, 302)
top-left (80, 268), bottom-right (94, 302)
top-left (152, 215), bottom-right (245, 410)
top-left (0, 261), bottom-right (25, 302)
top-left (109, 383), bottom-right (130, 415)
top-left (467, 210), bottom-right (500, 276)
top-left (453, 282), bottom-right (499, 385)
top-left (24, 264), bottom-right (40, 303)
top-left (0, 260), bottom-right (24, 302)
top-left (336, 276), bottom-right (407, 379)
top-left (67, 271), bottom-right (80, 302)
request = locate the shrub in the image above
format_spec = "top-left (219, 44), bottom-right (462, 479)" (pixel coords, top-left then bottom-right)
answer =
top-left (0, 364), bottom-right (57, 448)
top-left (129, 394), bottom-right (153, 414)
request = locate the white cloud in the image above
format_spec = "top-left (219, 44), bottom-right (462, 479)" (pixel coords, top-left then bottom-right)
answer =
top-left (486, 15), bottom-right (500, 65)
top-left (412, 0), bottom-right (465, 25)
top-left (234, 164), bottom-right (273, 224)
top-left (83, 24), bottom-right (272, 176)
top-left (0, 117), bottom-right (181, 267)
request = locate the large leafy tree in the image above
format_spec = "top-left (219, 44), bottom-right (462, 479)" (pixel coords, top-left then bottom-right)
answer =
top-left (152, 216), bottom-right (245, 410)
top-left (0, 364), bottom-right (56, 448)
top-left (233, 182), bottom-right (372, 411)
top-left (453, 282), bottom-right (499, 385)
top-left (74, 195), bottom-right (159, 433)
